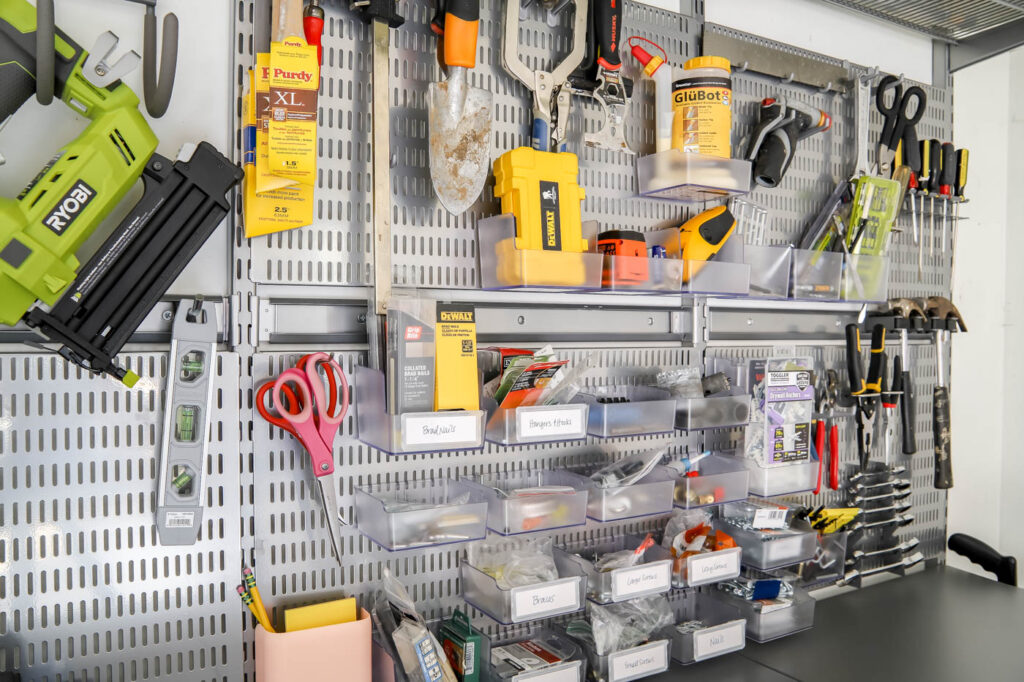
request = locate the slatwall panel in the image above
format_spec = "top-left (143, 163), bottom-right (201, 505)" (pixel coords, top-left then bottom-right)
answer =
top-left (0, 354), bottom-right (243, 681)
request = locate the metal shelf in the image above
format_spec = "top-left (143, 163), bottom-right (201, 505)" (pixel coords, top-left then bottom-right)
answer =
top-left (824, 0), bottom-right (1024, 41)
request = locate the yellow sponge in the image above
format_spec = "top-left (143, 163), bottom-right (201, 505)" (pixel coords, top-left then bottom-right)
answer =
top-left (283, 597), bottom-right (357, 632)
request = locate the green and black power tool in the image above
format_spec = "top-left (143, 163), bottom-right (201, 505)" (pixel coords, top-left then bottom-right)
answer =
top-left (0, 0), bottom-right (242, 384)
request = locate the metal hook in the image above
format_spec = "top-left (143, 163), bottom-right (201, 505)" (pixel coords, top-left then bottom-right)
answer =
top-left (894, 72), bottom-right (906, 87)
top-left (735, 61), bottom-right (750, 73)
top-left (781, 72), bottom-right (795, 84)
top-left (186, 296), bottom-right (206, 324)
top-left (142, 4), bottom-right (178, 118)
top-left (817, 81), bottom-right (833, 94)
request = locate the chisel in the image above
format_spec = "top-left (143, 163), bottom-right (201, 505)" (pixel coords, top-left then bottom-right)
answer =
top-left (933, 329), bottom-right (953, 489)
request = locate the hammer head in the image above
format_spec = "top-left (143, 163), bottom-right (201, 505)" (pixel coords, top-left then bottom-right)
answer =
top-left (925, 296), bottom-right (967, 332)
top-left (887, 297), bottom-right (926, 319)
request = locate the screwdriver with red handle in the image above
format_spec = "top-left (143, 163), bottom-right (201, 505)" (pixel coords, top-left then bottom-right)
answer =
top-left (303, 0), bottom-right (325, 66)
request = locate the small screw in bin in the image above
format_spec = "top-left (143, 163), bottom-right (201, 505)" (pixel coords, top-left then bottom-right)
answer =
top-left (583, 465), bottom-right (677, 523)
top-left (673, 453), bottom-right (751, 509)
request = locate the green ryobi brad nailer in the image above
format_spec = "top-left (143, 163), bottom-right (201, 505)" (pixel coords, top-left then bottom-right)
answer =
top-left (0, 0), bottom-right (241, 385)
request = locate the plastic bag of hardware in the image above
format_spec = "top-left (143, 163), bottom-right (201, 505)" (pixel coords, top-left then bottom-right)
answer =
top-left (590, 447), bottom-right (666, 488)
top-left (593, 534), bottom-right (655, 573)
top-left (539, 353), bottom-right (594, 406)
top-left (467, 536), bottom-right (558, 589)
top-left (589, 596), bottom-right (675, 655)
top-left (655, 366), bottom-right (703, 398)
top-left (662, 509), bottom-right (713, 553)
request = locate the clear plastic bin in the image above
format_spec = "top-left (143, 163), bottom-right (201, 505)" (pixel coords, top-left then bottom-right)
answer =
top-left (354, 479), bottom-right (487, 551)
top-left (460, 556), bottom-right (587, 625)
top-left (673, 546), bottom-right (743, 589)
top-left (644, 227), bottom-right (750, 296)
top-left (743, 455), bottom-right (818, 497)
top-left (669, 594), bottom-right (746, 664)
top-left (486, 403), bottom-right (589, 445)
top-left (790, 249), bottom-right (842, 300)
top-left (744, 245), bottom-right (792, 299)
top-left (478, 214), bottom-right (602, 291)
top-left (673, 454), bottom-right (750, 509)
top-left (674, 393), bottom-right (750, 431)
top-left (582, 639), bottom-right (671, 682)
top-left (453, 470), bottom-right (589, 535)
top-left (797, 532), bottom-right (849, 587)
top-left (712, 586), bottom-right (815, 642)
top-left (841, 253), bottom-right (890, 302)
top-left (486, 629), bottom-right (585, 682)
top-left (585, 466), bottom-right (677, 522)
top-left (576, 386), bottom-right (676, 438)
top-left (553, 536), bottom-right (674, 604)
top-left (354, 366), bottom-right (486, 454)
top-left (636, 150), bottom-right (751, 202)
top-left (716, 518), bottom-right (818, 570)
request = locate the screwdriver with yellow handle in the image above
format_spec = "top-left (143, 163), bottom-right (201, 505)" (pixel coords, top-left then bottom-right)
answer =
top-left (954, 148), bottom-right (969, 224)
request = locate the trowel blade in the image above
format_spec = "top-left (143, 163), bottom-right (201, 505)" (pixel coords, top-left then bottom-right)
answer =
top-left (428, 77), bottom-right (493, 216)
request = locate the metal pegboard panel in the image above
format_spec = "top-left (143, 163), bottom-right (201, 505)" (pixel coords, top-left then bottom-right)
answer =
top-left (703, 343), bottom-right (947, 565)
top-left (243, 0), bottom-right (705, 292)
top-left (249, 345), bottom-right (699, 638)
top-left (0, 353), bottom-right (243, 682)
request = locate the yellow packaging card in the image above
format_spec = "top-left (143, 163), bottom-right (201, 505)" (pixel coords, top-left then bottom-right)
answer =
top-left (283, 597), bottom-right (357, 632)
top-left (268, 38), bottom-right (318, 186)
top-left (244, 69), bottom-right (313, 237)
top-left (434, 303), bottom-right (480, 411)
top-left (256, 53), bottom-right (298, 194)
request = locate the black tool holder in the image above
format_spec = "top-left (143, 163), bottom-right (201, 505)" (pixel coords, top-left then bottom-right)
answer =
top-left (24, 142), bottom-right (243, 384)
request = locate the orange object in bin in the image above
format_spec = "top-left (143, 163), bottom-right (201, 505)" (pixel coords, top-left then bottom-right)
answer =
top-left (598, 229), bottom-right (649, 287)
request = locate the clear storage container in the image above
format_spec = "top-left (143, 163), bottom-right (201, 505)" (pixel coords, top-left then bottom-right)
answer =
top-left (674, 393), bottom-right (750, 431)
top-left (712, 586), bottom-right (815, 642)
top-left (486, 629), bottom-right (585, 682)
top-left (553, 536), bottom-right (674, 604)
top-left (461, 556), bottom-right (587, 625)
top-left (636, 150), bottom-right (751, 202)
top-left (576, 386), bottom-right (676, 438)
top-left (673, 454), bottom-right (750, 509)
top-left (581, 639), bottom-right (671, 682)
top-left (797, 531), bottom-right (848, 587)
top-left (486, 403), bottom-right (589, 445)
top-left (478, 214), bottom-right (603, 291)
top-left (354, 366), bottom-right (486, 454)
top-left (644, 227), bottom-right (751, 296)
top-left (841, 253), bottom-right (890, 302)
top-left (669, 594), bottom-right (746, 664)
top-left (453, 470), bottom-right (589, 535)
top-left (716, 517), bottom-right (818, 570)
top-left (743, 455), bottom-right (818, 498)
top-left (585, 465), bottom-right (677, 522)
top-left (354, 479), bottom-right (487, 551)
top-left (744, 245), bottom-right (792, 299)
top-left (790, 249), bottom-right (842, 300)
top-left (672, 546), bottom-right (743, 589)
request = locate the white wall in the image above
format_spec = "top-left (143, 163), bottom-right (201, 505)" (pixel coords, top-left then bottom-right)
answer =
top-left (949, 46), bottom-right (1024, 579)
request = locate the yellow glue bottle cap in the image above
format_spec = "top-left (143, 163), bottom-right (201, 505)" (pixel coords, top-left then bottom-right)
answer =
top-left (685, 56), bottom-right (731, 72)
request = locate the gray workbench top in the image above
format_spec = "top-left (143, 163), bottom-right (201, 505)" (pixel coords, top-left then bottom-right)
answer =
top-left (648, 566), bottom-right (1024, 681)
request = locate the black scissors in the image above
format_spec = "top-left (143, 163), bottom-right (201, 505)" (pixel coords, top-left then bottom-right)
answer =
top-left (875, 74), bottom-right (926, 176)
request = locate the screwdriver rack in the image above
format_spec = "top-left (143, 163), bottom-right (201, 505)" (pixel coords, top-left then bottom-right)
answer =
top-left (0, 0), bottom-right (958, 680)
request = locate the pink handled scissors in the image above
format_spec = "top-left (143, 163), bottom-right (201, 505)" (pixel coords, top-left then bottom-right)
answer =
top-left (257, 352), bottom-right (349, 565)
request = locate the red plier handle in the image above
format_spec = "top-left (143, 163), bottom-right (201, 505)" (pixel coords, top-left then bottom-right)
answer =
top-left (814, 420), bottom-right (825, 495)
top-left (828, 423), bottom-right (840, 490)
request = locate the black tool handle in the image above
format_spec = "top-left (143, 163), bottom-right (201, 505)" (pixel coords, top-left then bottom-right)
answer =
top-left (948, 533), bottom-right (1018, 586)
top-left (927, 139), bottom-right (941, 192)
top-left (900, 370), bottom-right (917, 454)
top-left (430, 0), bottom-right (446, 34)
top-left (955, 148), bottom-right (969, 198)
top-left (939, 142), bottom-right (955, 195)
top-left (903, 125), bottom-right (921, 174)
top-left (594, 0), bottom-right (622, 70)
top-left (351, 0), bottom-right (405, 27)
top-left (882, 354), bottom-right (899, 409)
top-left (845, 324), bottom-right (865, 396)
top-left (933, 385), bottom-right (952, 488)
top-left (865, 324), bottom-right (886, 393)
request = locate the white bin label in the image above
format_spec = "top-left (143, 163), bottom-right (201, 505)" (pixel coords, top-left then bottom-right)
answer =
top-left (686, 547), bottom-right (741, 586)
top-left (609, 641), bottom-right (669, 681)
top-left (516, 406), bottom-right (585, 440)
top-left (514, 661), bottom-right (582, 682)
top-left (693, 620), bottom-right (745, 661)
top-left (402, 413), bottom-right (479, 447)
top-left (753, 507), bottom-right (788, 529)
top-left (611, 562), bottom-right (672, 601)
top-left (511, 578), bottom-right (581, 622)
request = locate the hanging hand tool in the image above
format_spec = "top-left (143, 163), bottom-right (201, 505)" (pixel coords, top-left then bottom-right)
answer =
top-left (429, 0), bottom-right (493, 215)
top-left (848, 478), bottom-right (911, 494)
top-left (745, 96), bottom-right (832, 188)
top-left (873, 74), bottom-right (925, 178)
top-left (881, 353), bottom-right (902, 467)
top-left (583, 0), bottom-right (631, 152)
top-left (846, 538), bottom-right (920, 565)
top-left (954, 148), bottom-right (969, 224)
top-left (926, 139), bottom-right (941, 257)
top-left (924, 296), bottom-right (966, 489)
top-left (502, 0), bottom-right (589, 152)
top-left (351, 0), bottom-right (404, 371)
top-left (861, 502), bottom-right (913, 517)
top-left (838, 552), bottom-right (924, 586)
top-left (124, 0), bottom-right (179, 118)
top-left (939, 142), bottom-right (955, 254)
top-left (303, 0), bottom-right (325, 65)
top-left (846, 324), bottom-right (884, 470)
top-left (846, 513), bottom-right (914, 534)
top-left (848, 465), bottom-right (905, 483)
top-left (900, 125), bottom-right (921, 244)
top-left (851, 488), bottom-right (912, 505)
top-left (814, 371), bottom-right (840, 493)
top-left (916, 139), bottom-right (930, 278)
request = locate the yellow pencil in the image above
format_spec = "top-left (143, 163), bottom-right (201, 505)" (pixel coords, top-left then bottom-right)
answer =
top-left (237, 585), bottom-right (274, 632)
top-left (243, 567), bottom-right (274, 632)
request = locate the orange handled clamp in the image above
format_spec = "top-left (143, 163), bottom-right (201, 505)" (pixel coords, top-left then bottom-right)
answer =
top-left (443, 0), bottom-right (479, 68)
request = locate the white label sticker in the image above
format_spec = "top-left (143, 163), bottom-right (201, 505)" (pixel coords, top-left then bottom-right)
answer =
top-left (753, 507), bottom-right (789, 529)
top-left (693, 620), bottom-right (745, 661)
top-left (402, 413), bottom-right (480, 447)
top-left (165, 511), bottom-right (195, 528)
top-left (609, 641), bottom-right (669, 681)
top-left (686, 548), bottom-right (741, 586)
top-left (611, 562), bottom-right (672, 601)
top-left (516, 406), bottom-right (585, 440)
top-left (510, 578), bottom-right (581, 622)
top-left (514, 661), bottom-right (582, 682)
